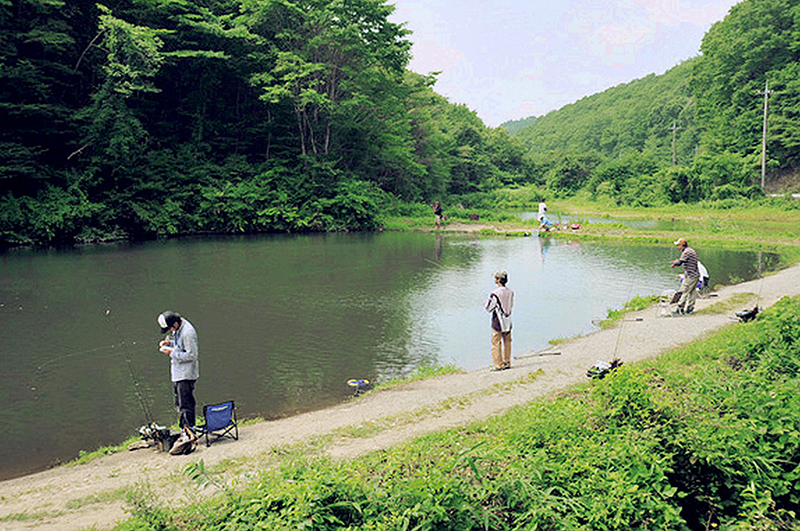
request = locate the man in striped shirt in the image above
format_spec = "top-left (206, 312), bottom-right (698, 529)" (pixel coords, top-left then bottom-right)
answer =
top-left (670, 238), bottom-right (700, 315)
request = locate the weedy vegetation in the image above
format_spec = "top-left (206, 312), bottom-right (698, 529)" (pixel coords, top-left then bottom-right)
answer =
top-left (116, 297), bottom-right (800, 530)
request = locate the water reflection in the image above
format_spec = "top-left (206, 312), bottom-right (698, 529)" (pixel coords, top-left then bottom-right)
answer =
top-left (0, 233), bottom-right (779, 480)
top-left (517, 211), bottom-right (693, 231)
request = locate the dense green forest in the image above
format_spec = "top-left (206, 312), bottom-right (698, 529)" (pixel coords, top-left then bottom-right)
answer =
top-left (0, 0), bottom-right (531, 245)
top-left (506, 0), bottom-right (800, 207)
top-left (2, 0), bottom-right (799, 245)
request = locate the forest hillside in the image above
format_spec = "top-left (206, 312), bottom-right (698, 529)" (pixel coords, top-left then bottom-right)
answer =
top-left (506, 0), bottom-right (800, 206)
top-left (2, 0), bottom-right (799, 246)
top-left (1, 0), bottom-right (531, 245)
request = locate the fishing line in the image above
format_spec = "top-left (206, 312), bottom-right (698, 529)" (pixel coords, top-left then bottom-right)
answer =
top-left (424, 258), bottom-right (446, 269)
top-left (742, 226), bottom-right (766, 315)
top-left (755, 245), bottom-right (766, 310)
top-left (612, 271), bottom-right (638, 360)
top-left (102, 302), bottom-right (156, 425)
top-left (33, 339), bottom-right (151, 374)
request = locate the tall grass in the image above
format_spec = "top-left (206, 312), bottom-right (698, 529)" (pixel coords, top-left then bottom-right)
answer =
top-left (119, 297), bottom-right (800, 530)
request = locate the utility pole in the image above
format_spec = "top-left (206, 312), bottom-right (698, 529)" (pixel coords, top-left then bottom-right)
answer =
top-left (669, 121), bottom-right (681, 165)
top-left (759, 80), bottom-right (773, 192)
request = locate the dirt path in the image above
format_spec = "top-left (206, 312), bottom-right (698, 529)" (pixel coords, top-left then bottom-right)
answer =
top-left (3, 263), bottom-right (800, 531)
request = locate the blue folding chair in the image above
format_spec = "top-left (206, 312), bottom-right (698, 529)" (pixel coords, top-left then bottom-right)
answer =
top-left (198, 400), bottom-right (238, 447)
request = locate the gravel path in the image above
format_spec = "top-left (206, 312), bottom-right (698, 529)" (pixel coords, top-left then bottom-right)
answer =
top-left (3, 263), bottom-right (800, 531)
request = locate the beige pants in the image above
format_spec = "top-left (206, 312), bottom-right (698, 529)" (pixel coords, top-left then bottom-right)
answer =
top-left (677, 276), bottom-right (699, 313)
top-left (491, 329), bottom-right (512, 369)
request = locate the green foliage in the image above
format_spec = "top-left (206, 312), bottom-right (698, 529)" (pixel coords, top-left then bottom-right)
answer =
top-left (0, 0), bottom-right (94, 197)
top-left (0, 185), bottom-right (101, 245)
top-left (315, 180), bottom-right (386, 231)
top-left (509, 0), bottom-right (800, 204)
top-left (517, 59), bottom-right (698, 167)
top-left (588, 151), bottom-right (663, 206)
top-left (5, 0), bottom-right (800, 245)
top-left (660, 165), bottom-right (704, 204)
top-left (77, 5), bottom-right (167, 176)
top-left (692, 0), bottom-right (800, 171)
top-left (500, 115), bottom-right (538, 135)
top-left (184, 459), bottom-right (241, 504)
top-left (544, 151), bottom-right (602, 195)
top-left (1, 0), bottom-right (533, 245)
top-left (118, 485), bottom-right (171, 531)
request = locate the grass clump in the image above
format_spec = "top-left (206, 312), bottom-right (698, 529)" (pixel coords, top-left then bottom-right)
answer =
top-left (599, 294), bottom-right (659, 329)
top-left (65, 436), bottom-right (142, 467)
top-left (116, 296), bottom-right (800, 531)
top-left (372, 362), bottom-right (464, 392)
top-left (694, 291), bottom-right (758, 315)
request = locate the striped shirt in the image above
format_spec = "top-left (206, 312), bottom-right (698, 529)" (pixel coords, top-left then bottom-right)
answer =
top-left (677, 246), bottom-right (700, 279)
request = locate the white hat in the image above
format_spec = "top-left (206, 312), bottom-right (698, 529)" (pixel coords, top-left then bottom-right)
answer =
top-left (157, 311), bottom-right (180, 333)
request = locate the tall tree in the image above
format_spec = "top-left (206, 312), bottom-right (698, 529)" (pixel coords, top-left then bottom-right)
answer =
top-left (0, 0), bottom-right (97, 195)
top-left (248, 0), bottom-right (411, 164)
top-left (78, 5), bottom-right (165, 172)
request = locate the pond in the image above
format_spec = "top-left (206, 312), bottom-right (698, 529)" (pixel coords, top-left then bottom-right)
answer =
top-left (0, 231), bottom-right (778, 480)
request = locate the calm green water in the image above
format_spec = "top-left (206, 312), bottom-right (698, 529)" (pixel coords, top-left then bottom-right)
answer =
top-left (0, 232), bottom-right (778, 480)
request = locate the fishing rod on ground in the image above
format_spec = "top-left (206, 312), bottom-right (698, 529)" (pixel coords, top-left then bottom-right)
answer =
top-left (752, 249), bottom-right (766, 308)
top-left (613, 274), bottom-right (638, 359)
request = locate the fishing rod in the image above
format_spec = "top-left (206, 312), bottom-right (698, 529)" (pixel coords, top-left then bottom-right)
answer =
top-left (102, 303), bottom-right (156, 425)
top-left (755, 245), bottom-right (766, 306)
top-left (742, 244), bottom-right (767, 322)
top-left (586, 273), bottom-right (637, 379)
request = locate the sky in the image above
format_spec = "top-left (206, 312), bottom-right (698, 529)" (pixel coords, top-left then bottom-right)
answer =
top-left (389, 0), bottom-right (742, 127)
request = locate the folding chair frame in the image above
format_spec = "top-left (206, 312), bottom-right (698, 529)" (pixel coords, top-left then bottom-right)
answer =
top-left (199, 400), bottom-right (239, 447)
top-left (656, 289), bottom-right (678, 318)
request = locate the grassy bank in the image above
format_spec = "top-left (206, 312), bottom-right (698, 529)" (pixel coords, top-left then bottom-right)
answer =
top-left (386, 195), bottom-right (800, 264)
top-left (550, 197), bottom-right (800, 258)
top-left (118, 296), bottom-right (800, 531)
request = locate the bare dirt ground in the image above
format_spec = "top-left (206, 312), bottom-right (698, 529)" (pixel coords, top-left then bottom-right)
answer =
top-left (3, 255), bottom-right (800, 531)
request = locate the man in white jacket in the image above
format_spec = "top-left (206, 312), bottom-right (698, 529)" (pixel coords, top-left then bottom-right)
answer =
top-left (485, 270), bottom-right (514, 371)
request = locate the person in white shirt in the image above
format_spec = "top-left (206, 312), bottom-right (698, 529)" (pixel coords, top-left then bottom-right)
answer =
top-left (537, 199), bottom-right (547, 223)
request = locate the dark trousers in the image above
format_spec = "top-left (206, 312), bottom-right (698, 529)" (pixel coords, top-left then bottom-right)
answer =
top-left (173, 380), bottom-right (196, 429)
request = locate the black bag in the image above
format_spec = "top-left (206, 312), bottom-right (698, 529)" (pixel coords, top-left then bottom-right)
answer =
top-left (736, 306), bottom-right (759, 323)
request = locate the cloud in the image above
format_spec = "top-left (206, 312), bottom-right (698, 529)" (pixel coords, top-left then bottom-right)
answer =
top-left (390, 0), bottom-right (742, 126)
top-left (637, 0), bottom-right (736, 26)
top-left (563, 2), bottom-right (657, 62)
top-left (409, 38), bottom-right (463, 74)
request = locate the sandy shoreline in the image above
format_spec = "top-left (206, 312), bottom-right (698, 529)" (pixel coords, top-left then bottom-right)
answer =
top-left (3, 259), bottom-right (800, 531)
